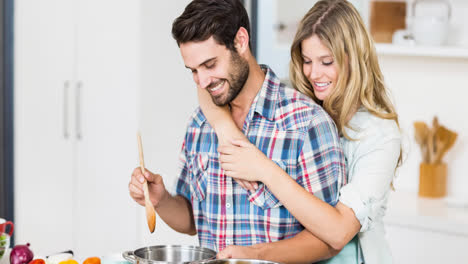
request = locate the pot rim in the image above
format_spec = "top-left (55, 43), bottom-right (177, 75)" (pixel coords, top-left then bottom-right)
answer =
top-left (199, 259), bottom-right (282, 264)
top-left (123, 245), bottom-right (217, 264)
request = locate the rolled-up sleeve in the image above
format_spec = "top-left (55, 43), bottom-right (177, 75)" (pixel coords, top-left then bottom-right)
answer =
top-left (340, 135), bottom-right (401, 232)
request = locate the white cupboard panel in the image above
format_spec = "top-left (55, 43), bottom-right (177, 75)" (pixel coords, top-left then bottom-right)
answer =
top-left (74, 0), bottom-right (139, 257)
top-left (14, 0), bottom-right (76, 254)
top-left (14, 0), bottom-right (140, 257)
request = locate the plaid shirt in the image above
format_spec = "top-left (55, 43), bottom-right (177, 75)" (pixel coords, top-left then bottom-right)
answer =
top-left (176, 65), bottom-right (346, 251)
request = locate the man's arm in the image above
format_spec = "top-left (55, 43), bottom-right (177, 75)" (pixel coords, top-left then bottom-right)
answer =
top-left (129, 137), bottom-right (197, 235)
top-left (155, 192), bottom-right (196, 235)
top-left (218, 229), bottom-right (340, 264)
top-left (129, 167), bottom-right (196, 235)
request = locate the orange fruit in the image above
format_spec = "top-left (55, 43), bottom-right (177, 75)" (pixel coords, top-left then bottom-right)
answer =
top-left (83, 257), bottom-right (101, 264)
top-left (29, 259), bottom-right (46, 264)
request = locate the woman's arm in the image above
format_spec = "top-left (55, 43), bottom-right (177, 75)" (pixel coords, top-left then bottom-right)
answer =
top-left (219, 131), bottom-right (400, 250)
top-left (219, 139), bottom-right (360, 251)
top-left (339, 133), bottom-right (401, 232)
top-left (197, 88), bottom-right (259, 190)
top-left (198, 87), bottom-right (360, 250)
top-left (218, 229), bottom-right (341, 264)
top-left (263, 166), bottom-right (360, 250)
top-left (197, 87), bottom-right (245, 145)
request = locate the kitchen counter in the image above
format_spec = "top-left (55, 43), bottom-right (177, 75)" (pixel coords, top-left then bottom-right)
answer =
top-left (385, 191), bottom-right (468, 236)
top-left (384, 191), bottom-right (468, 264)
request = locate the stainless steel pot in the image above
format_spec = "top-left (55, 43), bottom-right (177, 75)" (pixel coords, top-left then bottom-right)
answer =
top-left (199, 259), bottom-right (281, 264)
top-left (122, 245), bottom-right (217, 264)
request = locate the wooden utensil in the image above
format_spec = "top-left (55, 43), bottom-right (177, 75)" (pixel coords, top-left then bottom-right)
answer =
top-left (414, 121), bottom-right (429, 163)
top-left (432, 116), bottom-right (440, 131)
top-left (137, 132), bottom-right (156, 233)
top-left (431, 116), bottom-right (440, 161)
top-left (434, 126), bottom-right (458, 163)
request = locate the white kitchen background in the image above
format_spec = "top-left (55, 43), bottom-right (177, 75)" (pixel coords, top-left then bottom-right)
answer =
top-left (12, 0), bottom-right (468, 264)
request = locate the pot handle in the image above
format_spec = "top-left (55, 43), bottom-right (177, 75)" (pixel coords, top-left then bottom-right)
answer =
top-left (122, 251), bottom-right (136, 263)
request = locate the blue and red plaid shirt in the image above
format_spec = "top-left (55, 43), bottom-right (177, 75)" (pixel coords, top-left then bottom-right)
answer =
top-left (176, 65), bottom-right (346, 251)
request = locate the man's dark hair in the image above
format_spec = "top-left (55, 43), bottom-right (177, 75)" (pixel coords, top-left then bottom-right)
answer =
top-left (172, 0), bottom-right (251, 52)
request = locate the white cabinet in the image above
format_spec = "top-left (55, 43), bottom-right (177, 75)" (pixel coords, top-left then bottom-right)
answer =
top-left (14, 0), bottom-right (140, 257)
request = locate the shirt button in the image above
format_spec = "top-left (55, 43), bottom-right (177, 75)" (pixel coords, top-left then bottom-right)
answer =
top-left (226, 203), bottom-right (231, 208)
top-left (226, 239), bottom-right (231, 244)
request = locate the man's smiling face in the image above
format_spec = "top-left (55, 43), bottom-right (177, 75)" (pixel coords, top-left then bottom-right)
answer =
top-left (181, 36), bottom-right (249, 106)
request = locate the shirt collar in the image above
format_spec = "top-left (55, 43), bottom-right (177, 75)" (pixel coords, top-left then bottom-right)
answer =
top-left (250, 64), bottom-right (281, 121)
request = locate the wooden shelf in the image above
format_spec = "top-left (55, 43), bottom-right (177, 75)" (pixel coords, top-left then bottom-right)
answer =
top-left (376, 43), bottom-right (468, 59)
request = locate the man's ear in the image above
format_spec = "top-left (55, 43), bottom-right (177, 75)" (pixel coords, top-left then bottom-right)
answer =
top-left (234, 27), bottom-right (250, 54)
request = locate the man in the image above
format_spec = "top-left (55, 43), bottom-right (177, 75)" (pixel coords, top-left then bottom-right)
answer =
top-left (128, 0), bottom-right (346, 262)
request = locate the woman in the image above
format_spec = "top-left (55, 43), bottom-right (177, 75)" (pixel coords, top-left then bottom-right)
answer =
top-left (199, 0), bottom-right (401, 263)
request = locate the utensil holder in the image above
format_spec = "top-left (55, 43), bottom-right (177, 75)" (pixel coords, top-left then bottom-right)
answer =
top-left (418, 162), bottom-right (447, 198)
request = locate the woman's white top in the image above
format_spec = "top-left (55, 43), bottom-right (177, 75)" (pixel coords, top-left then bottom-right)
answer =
top-left (339, 109), bottom-right (401, 264)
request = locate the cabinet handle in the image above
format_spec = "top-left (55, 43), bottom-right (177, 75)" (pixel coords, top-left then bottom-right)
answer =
top-left (76, 81), bottom-right (82, 140)
top-left (63, 81), bottom-right (70, 139)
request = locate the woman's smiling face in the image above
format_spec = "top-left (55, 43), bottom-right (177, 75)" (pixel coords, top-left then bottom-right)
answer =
top-left (301, 35), bottom-right (340, 101)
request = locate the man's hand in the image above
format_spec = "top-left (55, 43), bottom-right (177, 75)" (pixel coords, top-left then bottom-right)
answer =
top-left (217, 245), bottom-right (261, 260)
top-left (128, 167), bottom-right (168, 208)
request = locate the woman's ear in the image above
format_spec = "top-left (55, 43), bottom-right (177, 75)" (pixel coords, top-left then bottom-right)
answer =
top-left (234, 27), bottom-right (250, 54)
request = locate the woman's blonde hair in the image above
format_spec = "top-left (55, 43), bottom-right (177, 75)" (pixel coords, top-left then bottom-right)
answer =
top-left (290, 0), bottom-right (399, 139)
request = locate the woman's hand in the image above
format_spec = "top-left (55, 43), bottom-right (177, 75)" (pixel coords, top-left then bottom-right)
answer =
top-left (219, 139), bottom-right (277, 185)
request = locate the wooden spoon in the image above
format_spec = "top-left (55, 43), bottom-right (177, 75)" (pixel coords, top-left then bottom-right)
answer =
top-left (431, 117), bottom-right (440, 161)
top-left (414, 121), bottom-right (429, 163)
top-left (426, 127), bottom-right (435, 163)
top-left (137, 132), bottom-right (156, 233)
top-left (434, 126), bottom-right (458, 164)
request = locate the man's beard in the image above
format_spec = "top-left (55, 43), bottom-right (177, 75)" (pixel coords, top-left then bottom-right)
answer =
top-left (209, 51), bottom-right (249, 106)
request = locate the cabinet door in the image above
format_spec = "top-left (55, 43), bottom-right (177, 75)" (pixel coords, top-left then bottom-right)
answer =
top-left (14, 0), bottom-right (76, 254)
top-left (74, 0), bottom-right (140, 257)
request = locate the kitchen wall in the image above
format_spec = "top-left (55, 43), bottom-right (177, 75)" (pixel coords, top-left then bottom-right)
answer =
top-left (381, 55), bottom-right (468, 201)
top-left (137, 0), bottom-right (199, 247)
top-left (380, 0), bottom-right (468, 202)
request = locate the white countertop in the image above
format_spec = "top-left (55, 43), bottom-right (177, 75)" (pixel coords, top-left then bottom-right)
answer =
top-left (385, 191), bottom-right (468, 236)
